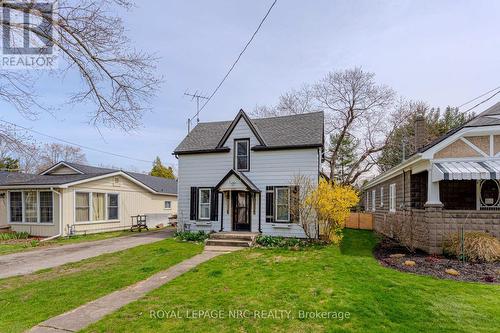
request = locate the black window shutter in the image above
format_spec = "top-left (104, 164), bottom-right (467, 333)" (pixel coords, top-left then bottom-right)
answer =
top-left (290, 185), bottom-right (300, 223)
top-left (190, 187), bottom-right (198, 220)
top-left (210, 188), bottom-right (218, 221)
top-left (265, 186), bottom-right (274, 222)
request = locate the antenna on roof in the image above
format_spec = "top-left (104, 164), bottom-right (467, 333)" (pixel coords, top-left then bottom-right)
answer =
top-left (184, 90), bottom-right (209, 133)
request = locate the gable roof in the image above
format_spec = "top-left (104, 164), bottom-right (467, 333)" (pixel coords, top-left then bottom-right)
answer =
top-left (215, 169), bottom-right (260, 193)
top-left (417, 101), bottom-right (500, 154)
top-left (0, 162), bottom-right (177, 195)
top-left (174, 110), bottom-right (324, 154)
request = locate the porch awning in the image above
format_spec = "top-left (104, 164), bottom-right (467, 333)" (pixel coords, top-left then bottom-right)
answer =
top-left (215, 169), bottom-right (260, 192)
top-left (432, 160), bottom-right (500, 181)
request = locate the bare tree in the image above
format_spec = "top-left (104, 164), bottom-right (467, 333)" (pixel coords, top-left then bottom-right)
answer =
top-left (251, 68), bottom-right (399, 185)
top-left (37, 143), bottom-right (87, 172)
top-left (291, 174), bottom-right (316, 239)
top-left (0, 0), bottom-right (161, 130)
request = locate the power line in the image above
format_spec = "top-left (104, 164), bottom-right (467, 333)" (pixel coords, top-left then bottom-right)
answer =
top-left (0, 119), bottom-right (154, 164)
top-left (458, 85), bottom-right (500, 108)
top-left (463, 89), bottom-right (500, 114)
top-left (190, 0), bottom-right (278, 121)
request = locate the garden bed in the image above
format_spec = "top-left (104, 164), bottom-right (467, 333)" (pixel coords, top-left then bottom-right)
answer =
top-left (374, 236), bottom-right (500, 284)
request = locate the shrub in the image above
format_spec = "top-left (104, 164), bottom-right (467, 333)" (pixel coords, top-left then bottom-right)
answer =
top-left (0, 231), bottom-right (30, 241)
top-left (255, 235), bottom-right (324, 249)
top-left (174, 231), bottom-right (209, 242)
top-left (444, 232), bottom-right (500, 263)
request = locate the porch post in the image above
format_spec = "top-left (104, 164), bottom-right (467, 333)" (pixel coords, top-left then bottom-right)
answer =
top-left (426, 172), bottom-right (442, 206)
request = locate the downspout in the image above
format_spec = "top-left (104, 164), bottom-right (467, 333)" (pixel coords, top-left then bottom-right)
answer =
top-left (40, 187), bottom-right (63, 242)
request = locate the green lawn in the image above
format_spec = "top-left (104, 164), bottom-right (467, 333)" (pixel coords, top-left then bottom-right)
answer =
top-left (0, 238), bottom-right (203, 333)
top-left (0, 228), bottom-right (172, 256)
top-left (83, 230), bottom-right (500, 333)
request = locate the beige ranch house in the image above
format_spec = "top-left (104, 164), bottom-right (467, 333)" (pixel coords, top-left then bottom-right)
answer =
top-left (0, 162), bottom-right (177, 237)
top-left (363, 102), bottom-right (500, 253)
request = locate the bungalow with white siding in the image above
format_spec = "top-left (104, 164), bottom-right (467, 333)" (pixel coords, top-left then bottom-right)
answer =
top-left (173, 110), bottom-right (324, 239)
top-left (362, 102), bottom-right (500, 253)
top-left (0, 161), bottom-right (177, 237)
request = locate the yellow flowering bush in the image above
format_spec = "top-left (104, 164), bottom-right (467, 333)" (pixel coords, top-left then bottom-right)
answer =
top-left (306, 179), bottom-right (359, 244)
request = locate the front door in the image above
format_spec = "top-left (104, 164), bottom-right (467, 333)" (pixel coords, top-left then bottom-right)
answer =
top-left (232, 191), bottom-right (251, 231)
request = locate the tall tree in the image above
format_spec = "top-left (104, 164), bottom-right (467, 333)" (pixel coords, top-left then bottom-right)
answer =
top-left (150, 157), bottom-right (175, 179)
top-left (377, 105), bottom-right (473, 171)
top-left (0, 1), bottom-right (161, 164)
top-left (0, 157), bottom-right (20, 172)
top-left (252, 68), bottom-right (399, 185)
top-left (37, 143), bottom-right (87, 172)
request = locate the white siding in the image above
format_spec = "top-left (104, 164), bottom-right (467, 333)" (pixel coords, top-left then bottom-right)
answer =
top-left (178, 117), bottom-right (320, 237)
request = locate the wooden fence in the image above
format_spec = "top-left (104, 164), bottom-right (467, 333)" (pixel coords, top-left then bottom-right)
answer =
top-left (345, 213), bottom-right (373, 230)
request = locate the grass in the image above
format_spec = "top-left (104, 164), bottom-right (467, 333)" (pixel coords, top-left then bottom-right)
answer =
top-left (0, 228), bottom-right (171, 256)
top-left (0, 238), bottom-right (203, 333)
top-left (82, 230), bottom-right (500, 333)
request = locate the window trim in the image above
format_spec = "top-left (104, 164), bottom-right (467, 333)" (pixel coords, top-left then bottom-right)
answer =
top-left (275, 186), bottom-right (290, 223)
top-left (7, 190), bottom-right (55, 225)
top-left (389, 184), bottom-right (396, 213)
top-left (371, 190), bottom-right (376, 212)
top-left (380, 187), bottom-right (384, 207)
top-left (74, 190), bottom-right (120, 224)
top-left (107, 193), bottom-right (120, 220)
top-left (164, 200), bottom-right (172, 210)
top-left (198, 188), bottom-right (212, 221)
top-left (234, 138), bottom-right (250, 172)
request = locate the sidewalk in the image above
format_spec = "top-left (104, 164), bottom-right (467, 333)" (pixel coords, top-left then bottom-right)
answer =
top-left (28, 247), bottom-right (239, 333)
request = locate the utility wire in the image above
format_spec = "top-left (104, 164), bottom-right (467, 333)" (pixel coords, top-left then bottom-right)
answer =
top-left (190, 0), bottom-right (278, 121)
top-left (463, 89), bottom-right (500, 114)
top-left (458, 85), bottom-right (500, 109)
top-left (0, 119), bottom-right (153, 164)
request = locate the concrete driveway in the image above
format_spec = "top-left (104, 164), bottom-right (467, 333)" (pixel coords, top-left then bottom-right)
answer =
top-left (0, 229), bottom-right (174, 279)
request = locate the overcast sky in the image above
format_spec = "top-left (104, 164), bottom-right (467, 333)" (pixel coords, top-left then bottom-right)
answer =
top-left (3, 0), bottom-right (500, 172)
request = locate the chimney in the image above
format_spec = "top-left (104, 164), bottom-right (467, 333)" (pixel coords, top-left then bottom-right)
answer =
top-left (414, 115), bottom-right (426, 151)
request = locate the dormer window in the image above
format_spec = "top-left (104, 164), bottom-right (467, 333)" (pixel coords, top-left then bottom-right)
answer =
top-left (234, 139), bottom-right (250, 171)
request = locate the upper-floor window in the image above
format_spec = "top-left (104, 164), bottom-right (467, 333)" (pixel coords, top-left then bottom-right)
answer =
top-left (234, 139), bottom-right (250, 171)
top-left (164, 200), bottom-right (172, 209)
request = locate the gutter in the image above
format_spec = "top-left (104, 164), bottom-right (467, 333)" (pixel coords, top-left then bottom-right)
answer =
top-left (40, 187), bottom-right (63, 242)
top-left (362, 153), bottom-right (422, 190)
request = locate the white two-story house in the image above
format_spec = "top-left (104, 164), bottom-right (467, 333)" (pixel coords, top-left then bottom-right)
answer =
top-left (173, 110), bottom-right (324, 237)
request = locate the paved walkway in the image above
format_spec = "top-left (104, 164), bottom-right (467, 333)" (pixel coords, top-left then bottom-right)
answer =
top-left (28, 247), bottom-right (239, 333)
top-left (0, 229), bottom-right (174, 279)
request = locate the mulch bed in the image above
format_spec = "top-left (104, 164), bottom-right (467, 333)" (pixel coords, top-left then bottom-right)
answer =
top-left (374, 236), bottom-right (500, 284)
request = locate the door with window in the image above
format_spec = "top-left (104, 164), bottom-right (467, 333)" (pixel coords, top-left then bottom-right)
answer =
top-left (232, 191), bottom-right (251, 231)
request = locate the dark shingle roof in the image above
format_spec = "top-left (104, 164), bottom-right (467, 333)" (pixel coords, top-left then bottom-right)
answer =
top-left (0, 162), bottom-right (177, 194)
top-left (417, 101), bottom-right (500, 154)
top-left (174, 111), bottom-right (324, 154)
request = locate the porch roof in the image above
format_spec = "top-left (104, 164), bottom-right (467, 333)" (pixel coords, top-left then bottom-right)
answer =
top-left (215, 169), bottom-right (260, 193)
top-left (432, 160), bottom-right (500, 181)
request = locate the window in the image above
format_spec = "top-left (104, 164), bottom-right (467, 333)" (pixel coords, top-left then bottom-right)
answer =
top-left (371, 190), bottom-right (376, 211)
top-left (389, 184), bottom-right (396, 212)
top-left (380, 187), bottom-right (384, 207)
top-left (275, 187), bottom-right (290, 222)
top-left (24, 191), bottom-right (38, 223)
top-left (39, 191), bottom-right (53, 223)
top-left (92, 192), bottom-right (106, 221)
top-left (234, 139), bottom-right (249, 171)
top-left (75, 192), bottom-right (90, 222)
top-left (198, 188), bottom-right (211, 220)
top-left (164, 200), bottom-right (172, 209)
top-left (9, 192), bottom-right (22, 222)
top-left (9, 191), bottom-right (53, 224)
top-left (108, 194), bottom-right (119, 220)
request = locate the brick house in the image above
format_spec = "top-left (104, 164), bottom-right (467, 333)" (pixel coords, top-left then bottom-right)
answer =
top-left (362, 102), bottom-right (500, 254)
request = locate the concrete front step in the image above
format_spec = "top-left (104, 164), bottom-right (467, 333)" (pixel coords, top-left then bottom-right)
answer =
top-left (209, 232), bottom-right (259, 242)
top-left (205, 239), bottom-right (252, 247)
